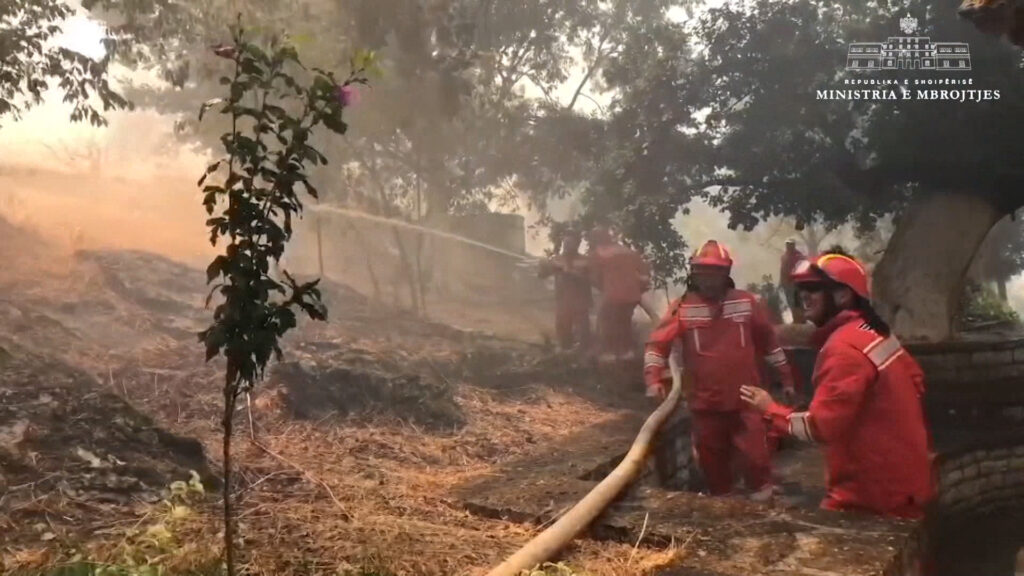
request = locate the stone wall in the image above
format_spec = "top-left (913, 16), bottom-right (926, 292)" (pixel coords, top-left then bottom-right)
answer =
top-left (927, 439), bottom-right (1024, 575)
top-left (447, 213), bottom-right (526, 255)
top-left (906, 339), bottom-right (1024, 448)
top-left (911, 338), bottom-right (1024, 401)
top-left (934, 442), bottom-right (1024, 521)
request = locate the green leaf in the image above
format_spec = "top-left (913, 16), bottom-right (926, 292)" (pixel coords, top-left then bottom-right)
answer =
top-left (198, 160), bottom-right (223, 187)
top-left (206, 255), bottom-right (229, 283)
top-left (322, 112), bottom-right (347, 135)
top-left (199, 98), bottom-right (223, 121)
top-left (204, 284), bottom-right (223, 308)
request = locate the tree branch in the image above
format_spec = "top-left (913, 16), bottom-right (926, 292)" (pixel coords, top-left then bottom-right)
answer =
top-left (524, 72), bottom-right (558, 106)
top-left (830, 161), bottom-right (1024, 211)
top-left (567, 25), bottom-right (613, 112)
top-left (575, 92), bottom-right (607, 116)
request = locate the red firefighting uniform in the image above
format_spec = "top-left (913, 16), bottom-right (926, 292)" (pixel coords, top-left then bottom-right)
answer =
top-left (644, 289), bottom-right (795, 495)
top-left (539, 253), bottom-right (593, 349)
top-left (760, 349), bottom-right (808, 456)
top-left (763, 309), bottom-right (936, 518)
top-left (590, 242), bottom-right (651, 357)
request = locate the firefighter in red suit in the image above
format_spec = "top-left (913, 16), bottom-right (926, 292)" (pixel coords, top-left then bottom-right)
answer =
top-left (740, 251), bottom-right (935, 519)
top-left (644, 240), bottom-right (796, 500)
top-left (538, 228), bottom-right (593, 351)
top-left (588, 226), bottom-right (652, 361)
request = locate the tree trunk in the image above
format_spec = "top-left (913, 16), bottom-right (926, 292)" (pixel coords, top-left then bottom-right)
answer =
top-left (998, 278), bottom-right (1009, 302)
top-left (414, 169), bottom-right (427, 315)
top-left (365, 254), bottom-right (382, 300)
top-left (315, 199), bottom-right (325, 278)
top-left (391, 229), bottom-right (420, 314)
top-left (221, 382), bottom-right (238, 576)
top-left (415, 237), bottom-right (427, 314)
top-left (873, 191), bottom-right (1004, 342)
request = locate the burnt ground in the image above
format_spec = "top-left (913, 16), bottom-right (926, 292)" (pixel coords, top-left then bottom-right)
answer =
top-left (0, 222), bottom-right (670, 575)
top-left (454, 413), bottom-right (912, 576)
top-left (0, 216), bottom-right (914, 576)
top-left (0, 340), bottom-right (216, 548)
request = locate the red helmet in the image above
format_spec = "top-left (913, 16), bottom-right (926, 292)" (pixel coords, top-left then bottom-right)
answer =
top-left (690, 240), bottom-right (733, 269)
top-left (791, 253), bottom-right (870, 299)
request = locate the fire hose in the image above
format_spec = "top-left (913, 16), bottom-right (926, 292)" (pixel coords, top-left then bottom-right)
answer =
top-left (484, 324), bottom-right (683, 576)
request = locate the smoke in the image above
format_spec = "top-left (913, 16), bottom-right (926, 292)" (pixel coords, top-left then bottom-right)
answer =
top-left (0, 100), bottom-right (213, 268)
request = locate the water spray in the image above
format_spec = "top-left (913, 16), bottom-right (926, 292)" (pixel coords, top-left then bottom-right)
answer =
top-left (309, 204), bottom-right (541, 267)
top-left (310, 203), bottom-right (664, 321)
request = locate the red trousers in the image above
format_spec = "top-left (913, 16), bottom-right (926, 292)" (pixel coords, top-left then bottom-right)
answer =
top-left (597, 300), bottom-right (637, 356)
top-left (691, 409), bottom-right (771, 495)
top-left (555, 306), bottom-right (591, 350)
top-left (767, 428), bottom-right (783, 455)
top-left (821, 496), bottom-right (926, 520)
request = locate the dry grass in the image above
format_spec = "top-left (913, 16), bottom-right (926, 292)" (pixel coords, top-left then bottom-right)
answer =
top-left (0, 217), bottom-right (677, 575)
top-left (53, 348), bottom-right (678, 576)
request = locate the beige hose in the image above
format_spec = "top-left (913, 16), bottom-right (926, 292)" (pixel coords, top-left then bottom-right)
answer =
top-left (639, 292), bottom-right (661, 323)
top-left (484, 351), bottom-right (684, 576)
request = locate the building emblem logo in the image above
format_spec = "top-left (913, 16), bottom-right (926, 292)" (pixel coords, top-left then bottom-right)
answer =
top-left (900, 16), bottom-right (918, 35)
top-left (846, 15), bottom-right (971, 72)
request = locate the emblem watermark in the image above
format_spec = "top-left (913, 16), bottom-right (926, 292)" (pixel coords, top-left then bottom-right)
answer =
top-left (816, 16), bottom-right (1001, 102)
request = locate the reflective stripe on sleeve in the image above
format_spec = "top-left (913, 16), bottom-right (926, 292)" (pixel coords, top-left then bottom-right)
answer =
top-left (644, 351), bottom-right (666, 368)
top-left (863, 335), bottom-right (905, 371)
top-left (765, 347), bottom-right (787, 367)
top-left (787, 411), bottom-right (815, 443)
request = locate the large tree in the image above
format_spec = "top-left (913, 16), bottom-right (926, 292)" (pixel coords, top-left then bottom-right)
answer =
top-left (586, 0), bottom-right (1024, 340)
top-left (1, 0), bottom-right (130, 127)
top-left (968, 212), bottom-right (1024, 301)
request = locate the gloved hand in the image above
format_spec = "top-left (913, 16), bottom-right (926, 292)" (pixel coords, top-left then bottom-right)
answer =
top-left (646, 381), bottom-right (668, 402)
top-left (644, 364), bottom-right (667, 401)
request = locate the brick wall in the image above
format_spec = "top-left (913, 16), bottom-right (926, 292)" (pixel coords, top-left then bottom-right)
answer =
top-left (906, 339), bottom-right (1024, 447)
top-left (911, 338), bottom-right (1024, 401)
top-left (927, 440), bottom-right (1024, 576)
top-left (934, 442), bottom-right (1024, 520)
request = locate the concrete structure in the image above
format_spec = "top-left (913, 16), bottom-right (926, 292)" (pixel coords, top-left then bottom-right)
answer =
top-left (447, 213), bottom-right (526, 255)
top-left (432, 212), bottom-right (545, 303)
